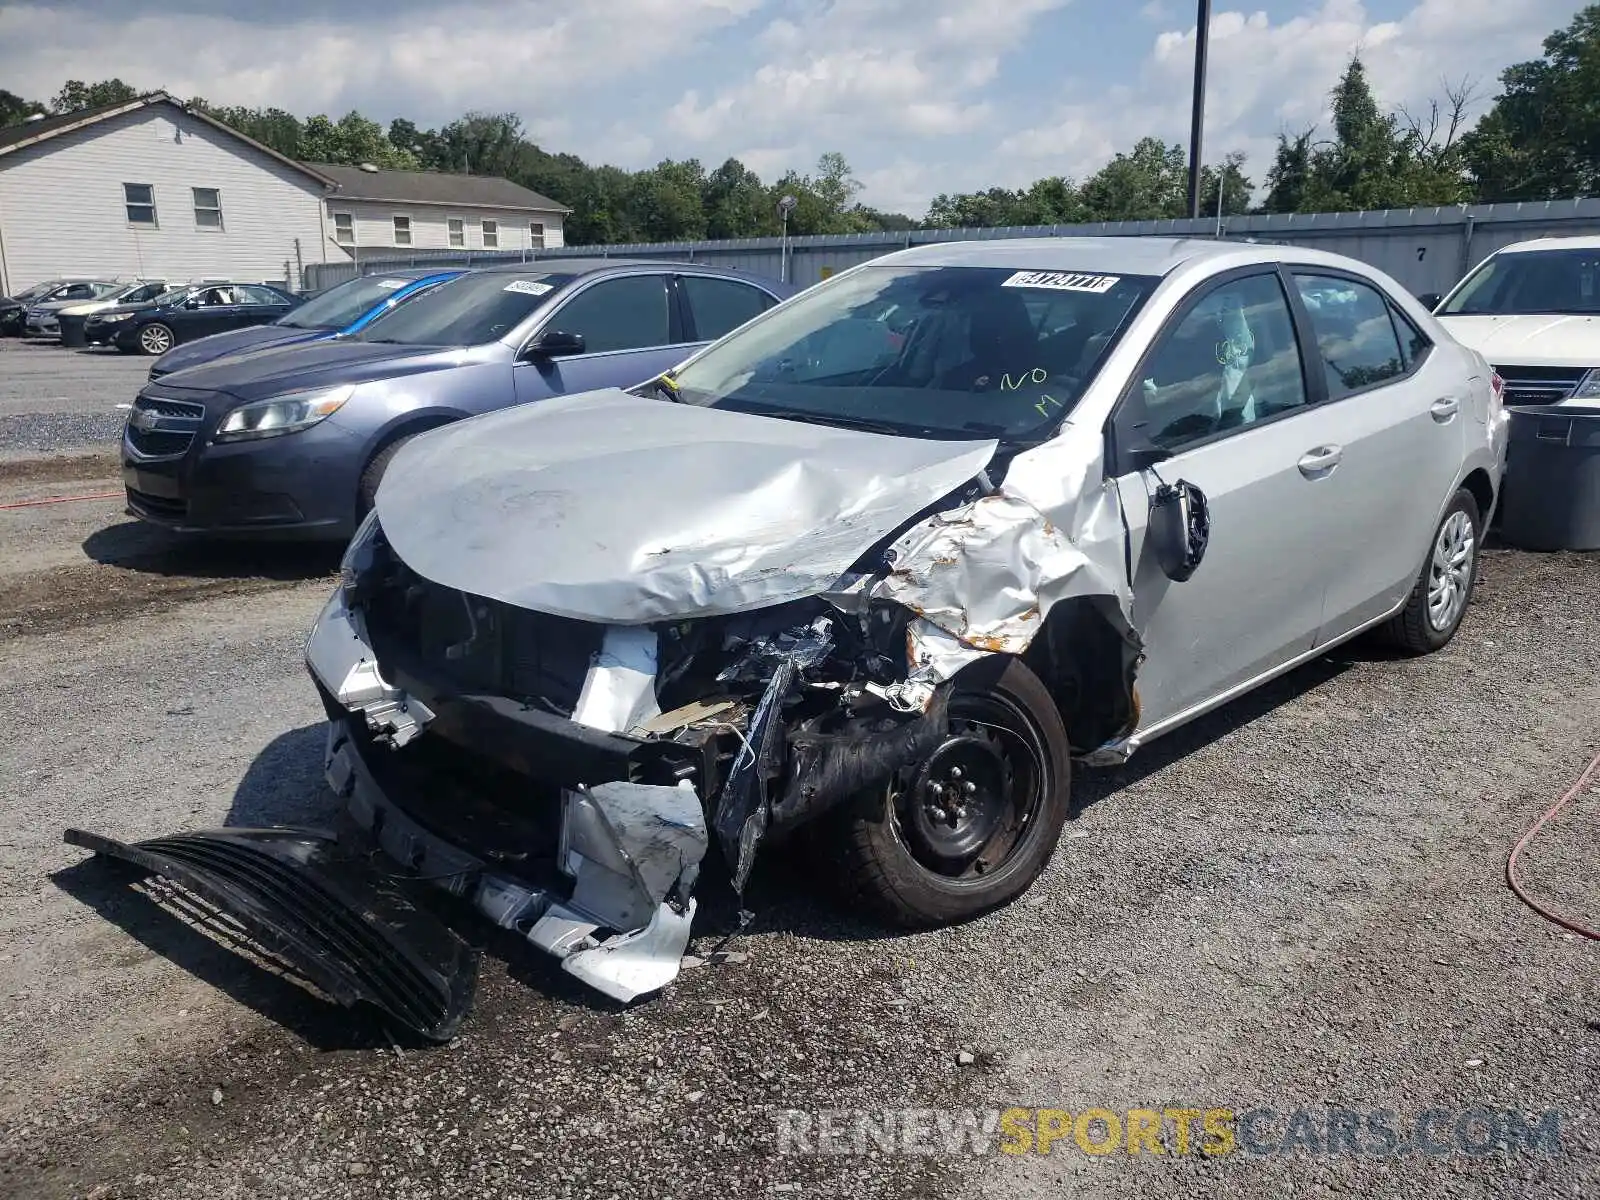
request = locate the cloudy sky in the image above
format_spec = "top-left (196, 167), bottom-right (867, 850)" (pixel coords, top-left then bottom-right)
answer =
top-left (0, 0), bottom-right (1579, 214)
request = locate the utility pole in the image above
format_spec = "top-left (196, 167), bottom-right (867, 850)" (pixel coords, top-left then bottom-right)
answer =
top-left (1186, 0), bottom-right (1212, 219)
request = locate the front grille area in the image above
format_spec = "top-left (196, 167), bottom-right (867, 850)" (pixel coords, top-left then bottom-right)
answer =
top-left (125, 393), bottom-right (204, 458)
top-left (1494, 364), bottom-right (1586, 407)
top-left (126, 487), bottom-right (187, 518)
top-left (365, 564), bottom-right (603, 718)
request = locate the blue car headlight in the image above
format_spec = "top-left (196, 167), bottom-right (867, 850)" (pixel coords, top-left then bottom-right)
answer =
top-left (214, 384), bottom-right (355, 443)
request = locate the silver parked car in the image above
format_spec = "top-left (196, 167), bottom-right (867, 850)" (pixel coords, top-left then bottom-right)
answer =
top-left (68, 238), bottom-right (1507, 1039)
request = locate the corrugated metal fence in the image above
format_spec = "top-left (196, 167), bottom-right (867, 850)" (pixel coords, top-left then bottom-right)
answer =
top-left (303, 198), bottom-right (1600, 297)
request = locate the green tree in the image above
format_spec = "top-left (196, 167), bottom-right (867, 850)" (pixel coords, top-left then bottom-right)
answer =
top-left (1262, 130), bottom-right (1314, 213)
top-left (1198, 152), bottom-right (1254, 218)
top-left (0, 89), bottom-right (44, 127)
top-left (1078, 137), bottom-right (1188, 220)
top-left (190, 99), bottom-right (303, 158)
top-left (629, 159), bottom-right (709, 242)
top-left (299, 111), bottom-right (417, 168)
top-left (49, 78), bottom-right (140, 113)
top-left (702, 158), bottom-right (771, 238)
top-left (1463, 3), bottom-right (1600, 199)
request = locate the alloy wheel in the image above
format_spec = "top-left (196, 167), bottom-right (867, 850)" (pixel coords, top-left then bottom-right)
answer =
top-left (139, 325), bottom-right (172, 355)
top-left (1426, 509), bottom-right (1475, 632)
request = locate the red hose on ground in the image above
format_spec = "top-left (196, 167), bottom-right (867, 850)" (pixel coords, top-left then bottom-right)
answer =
top-left (1506, 746), bottom-right (1600, 941)
top-left (0, 490), bottom-right (121, 511)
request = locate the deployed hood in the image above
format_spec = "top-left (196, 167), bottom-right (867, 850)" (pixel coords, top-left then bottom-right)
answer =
top-left (147, 337), bottom-right (464, 397)
top-left (150, 324), bottom-right (321, 376)
top-left (1439, 314), bottom-right (1600, 367)
top-left (376, 389), bottom-right (998, 624)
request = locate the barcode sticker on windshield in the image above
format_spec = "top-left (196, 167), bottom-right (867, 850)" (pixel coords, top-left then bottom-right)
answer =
top-left (504, 280), bottom-right (553, 296)
top-left (1001, 270), bottom-right (1120, 294)
top-left (376, 279), bottom-right (407, 289)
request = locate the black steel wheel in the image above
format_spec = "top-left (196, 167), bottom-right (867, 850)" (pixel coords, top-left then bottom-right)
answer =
top-left (833, 656), bottom-right (1073, 927)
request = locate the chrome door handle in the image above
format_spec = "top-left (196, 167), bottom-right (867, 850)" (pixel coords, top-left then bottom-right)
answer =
top-left (1297, 445), bottom-right (1343, 476)
top-left (1430, 396), bottom-right (1460, 421)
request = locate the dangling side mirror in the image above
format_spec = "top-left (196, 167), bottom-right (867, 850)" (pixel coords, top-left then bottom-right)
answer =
top-left (1148, 478), bottom-right (1210, 583)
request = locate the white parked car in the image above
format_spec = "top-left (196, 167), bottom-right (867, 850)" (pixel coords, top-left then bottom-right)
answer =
top-left (1433, 235), bottom-right (1600, 407)
top-left (67, 238), bottom-right (1508, 1040)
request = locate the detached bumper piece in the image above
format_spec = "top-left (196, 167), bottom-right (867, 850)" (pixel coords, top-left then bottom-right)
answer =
top-left (62, 826), bottom-right (479, 1042)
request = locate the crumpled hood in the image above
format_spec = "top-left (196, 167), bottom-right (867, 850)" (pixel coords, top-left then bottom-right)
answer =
top-left (376, 389), bottom-right (998, 623)
top-left (1439, 314), bottom-right (1600, 367)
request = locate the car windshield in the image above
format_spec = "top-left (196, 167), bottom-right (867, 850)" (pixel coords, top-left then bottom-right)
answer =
top-left (15, 281), bottom-right (63, 302)
top-left (105, 281), bottom-right (158, 303)
top-left (1441, 249), bottom-right (1600, 316)
top-left (280, 274), bottom-right (434, 330)
top-left (354, 271), bottom-right (573, 346)
top-left (668, 263), bottom-right (1157, 440)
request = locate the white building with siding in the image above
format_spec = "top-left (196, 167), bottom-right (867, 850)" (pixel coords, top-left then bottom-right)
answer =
top-left (309, 163), bottom-right (568, 261)
top-left (0, 93), bottom-right (335, 294)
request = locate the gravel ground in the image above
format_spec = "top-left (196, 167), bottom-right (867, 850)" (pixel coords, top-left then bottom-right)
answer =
top-left (0, 424), bottom-right (1596, 1198)
top-left (0, 338), bottom-right (150, 458)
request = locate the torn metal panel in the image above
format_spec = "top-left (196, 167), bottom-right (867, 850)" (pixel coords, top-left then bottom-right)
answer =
top-left (374, 389), bottom-right (997, 624)
top-left (867, 421), bottom-right (1141, 695)
top-left (561, 781), bottom-right (708, 929)
top-left (63, 826), bottom-right (479, 1042)
top-left (305, 591), bottom-right (434, 747)
top-left (571, 626), bottom-right (662, 734)
top-left (712, 657), bottom-right (795, 894)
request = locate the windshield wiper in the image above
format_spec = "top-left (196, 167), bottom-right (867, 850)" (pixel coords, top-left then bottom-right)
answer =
top-left (763, 410), bottom-right (923, 437)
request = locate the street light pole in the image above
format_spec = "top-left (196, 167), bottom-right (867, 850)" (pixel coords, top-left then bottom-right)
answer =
top-left (1186, 0), bottom-right (1212, 219)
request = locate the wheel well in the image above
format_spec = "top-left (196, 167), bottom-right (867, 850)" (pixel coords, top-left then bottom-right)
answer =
top-left (1461, 468), bottom-right (1495, 524)
top-left (356, 415), bottom-right (458, 506)
top-left (1020, 596), bottom-right (1142, 755)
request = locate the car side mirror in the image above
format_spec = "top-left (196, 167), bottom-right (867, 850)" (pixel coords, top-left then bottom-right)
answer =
top-left (1148, 478), bottom-right (1210, 583)
top-left (1417, 293), bottom-right (1442, 311)
top-left (523, 329), bottom-right (586, 360)
top-left (184, 296), bottom-right (201, 310)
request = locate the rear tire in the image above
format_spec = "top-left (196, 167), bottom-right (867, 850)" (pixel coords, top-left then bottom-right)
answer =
top-left (1381, 486), bottom-right (1481, 654)
top-left (830, 656), bottom-right (1073, 928)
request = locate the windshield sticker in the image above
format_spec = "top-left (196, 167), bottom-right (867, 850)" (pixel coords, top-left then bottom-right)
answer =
top-left (375, 279), bottom-right (408, 289)
top-left (504, 280), bottom-right (554, 296)
top-left (1001, 270), bottom-right (1120, 294)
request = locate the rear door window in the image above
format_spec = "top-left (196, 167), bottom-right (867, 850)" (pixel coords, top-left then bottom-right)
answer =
top-left (682, 276), bottom-right (773, 340)
top-left (546, 274), bottom-right (671, 353)
top-left (1292, 274), bottom-right (1407, 398)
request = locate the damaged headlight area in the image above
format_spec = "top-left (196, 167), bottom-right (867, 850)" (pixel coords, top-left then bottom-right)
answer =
top-left (67, 519), bottom-right (955, 1041)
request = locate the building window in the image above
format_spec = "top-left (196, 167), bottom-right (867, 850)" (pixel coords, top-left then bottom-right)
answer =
top-left (448, 217), bottom-right (465, 248)
top-left (124, 182), bottom-right (156, 226)
top-left (333, 212), bottom-right (354, 244)
top-left (482, 219), bottom-right (499, 249)
top-left (192, 187), bottom-right (223, 230)
top-left (528, 221), bottom-right (546, 250)
top-left (393, 215), bottom-right (412, 246)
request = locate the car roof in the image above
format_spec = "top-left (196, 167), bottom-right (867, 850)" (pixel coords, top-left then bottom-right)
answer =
top-left (1490, 235), bottom-right (1600, 255)
top-left (469, 257), bottom-right (769, 281)
top-left (894, 235), bottom-right (1362, 273)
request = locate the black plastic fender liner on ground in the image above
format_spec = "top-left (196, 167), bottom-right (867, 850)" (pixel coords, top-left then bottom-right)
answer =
top-left (62, 827), bottom-right (480, 1042)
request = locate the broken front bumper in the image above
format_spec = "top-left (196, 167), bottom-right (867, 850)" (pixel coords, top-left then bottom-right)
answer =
top-left (65, 587), bottom-right (711, 1041)
top-left (306, 586), bottom-right (711, 1008)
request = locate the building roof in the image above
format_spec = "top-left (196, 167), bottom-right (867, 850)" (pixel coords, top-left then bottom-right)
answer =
top-left (307, 163), bottom-right (569, 215)
top-left (0, 92), bottom-right (336, 188)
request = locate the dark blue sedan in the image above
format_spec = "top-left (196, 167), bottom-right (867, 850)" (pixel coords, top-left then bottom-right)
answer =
top-left (122, 259), bottom-right (794, 542)
top-left (146, 269), bottom-right (463, 381)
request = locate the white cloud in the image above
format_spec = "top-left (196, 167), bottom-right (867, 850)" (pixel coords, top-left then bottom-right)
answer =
top-left (0, 0), bottom-right (761, 125)
top-left (997, 0), bottom-right (1574, 198)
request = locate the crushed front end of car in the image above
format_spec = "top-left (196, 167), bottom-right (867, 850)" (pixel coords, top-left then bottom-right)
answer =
top-left (64, 334), bottom-right (1150, 1040)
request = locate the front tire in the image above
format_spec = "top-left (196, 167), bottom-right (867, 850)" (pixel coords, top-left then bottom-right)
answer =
top-left (356, 434), bottom-right (419, 520)
top-left (137, 323), bottom-right (175, 356)
top-left (831, 656), bottom-right (1073, 927)
top-left (1382, 486), bottom-right (1481, 654)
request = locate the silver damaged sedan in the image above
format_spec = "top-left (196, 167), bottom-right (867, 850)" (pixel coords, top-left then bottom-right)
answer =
top-left (67, 237), bottom-right (1508, 1040)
